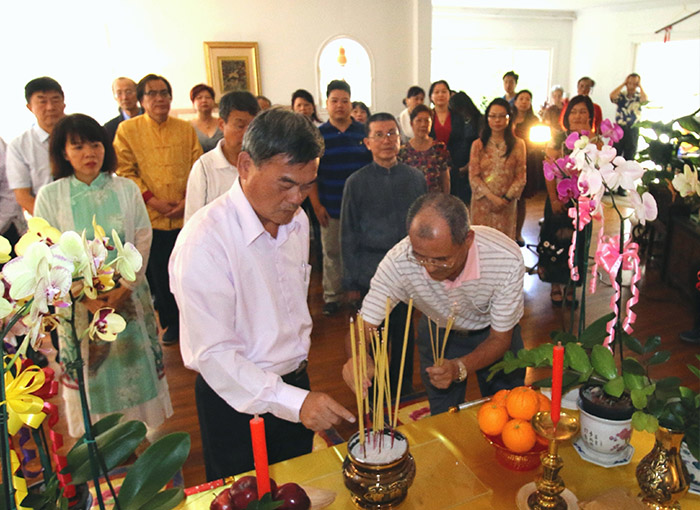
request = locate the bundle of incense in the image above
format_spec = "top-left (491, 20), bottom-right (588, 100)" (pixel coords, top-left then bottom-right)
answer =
top-left (348, 297), bottom-right (414, 448)
top-left (428, 315), bottom-right (455, 366)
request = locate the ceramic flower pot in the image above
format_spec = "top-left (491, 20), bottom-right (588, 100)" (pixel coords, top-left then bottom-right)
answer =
top-left (577, 385), bottom-right (634, 458)
top-left (636, 427), bottom-right (690, 510)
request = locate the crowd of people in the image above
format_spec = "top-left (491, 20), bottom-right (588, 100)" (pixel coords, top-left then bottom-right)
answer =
top-left (0, 70), bottom-right (650, 480)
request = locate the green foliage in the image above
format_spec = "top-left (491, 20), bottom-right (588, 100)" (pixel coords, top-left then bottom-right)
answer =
top-left (18, 474), bottom-right (68, 510)
top-left (578, 313), bottom-right (615, 348)
top-left (117, 432), bottom-right (190, 510)
top-left (244, 493), bottom-right (284, 510)
top-left (66, 420), bottom-right (147, 485)
top-left (590, 345), bottom-right (617, 380)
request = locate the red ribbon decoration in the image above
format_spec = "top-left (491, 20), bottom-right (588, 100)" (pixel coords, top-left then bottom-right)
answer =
top-left (21, 360), bottom-right (76, 498)
top-left (591, 235), bottom-right (641, 348)
top-left (696, 270), bottom-right (700, 292)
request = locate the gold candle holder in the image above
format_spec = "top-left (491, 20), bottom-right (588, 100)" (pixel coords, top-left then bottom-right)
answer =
top-left (526, 410), bottom-right (579, 510)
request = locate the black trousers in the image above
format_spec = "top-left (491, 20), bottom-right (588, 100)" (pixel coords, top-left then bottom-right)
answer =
top-left (148, 229), bottom-right (180, 330)
top-left (614, 125), bottom-right (640, 161)
top-left (195, 370), bottom-right (314, 481)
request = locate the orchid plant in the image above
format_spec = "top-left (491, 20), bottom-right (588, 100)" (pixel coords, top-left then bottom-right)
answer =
top-left (0, 218), bottom-right (188, 510)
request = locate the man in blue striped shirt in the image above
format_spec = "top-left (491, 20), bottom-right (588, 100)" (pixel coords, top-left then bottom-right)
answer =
top-left (309, 80), bottom-right (372, 315)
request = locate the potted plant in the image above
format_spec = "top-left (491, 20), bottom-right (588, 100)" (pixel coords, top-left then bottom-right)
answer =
top-left (0, 219), bottom-right (190, 510)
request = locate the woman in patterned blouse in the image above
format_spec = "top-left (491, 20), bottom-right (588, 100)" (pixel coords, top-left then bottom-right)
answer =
top-left (398, 104), bottom-right (451, 193)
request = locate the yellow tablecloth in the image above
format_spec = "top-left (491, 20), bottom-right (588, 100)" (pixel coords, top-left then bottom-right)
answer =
top-left (178, 407), bottom-right (700, 509)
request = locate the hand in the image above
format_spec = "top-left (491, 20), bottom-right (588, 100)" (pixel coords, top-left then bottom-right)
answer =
top-left (489, 194), bottom-right (508, 210)
top-left (82, 296), bottom-right (109, 315)
top-left (313, 205), bottom-right (330, 228)
top-left (165, 199), bottom-right (186, 219)
top-left (342, 355), bottom-right (374, 397)
top-left (299, 392), bottom-right (355, 431)
top-left (100, 286), bottom-right (132, 311)
top-left (425, 359), bottom-right (459, 389)
top-left (147, 196), bottom-right (176, 215)
top-left (458, 164), bottom-right (469, 175)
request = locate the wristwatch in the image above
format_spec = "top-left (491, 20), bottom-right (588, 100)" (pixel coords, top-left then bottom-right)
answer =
top-left (455, 359), bottom-right (468, 383)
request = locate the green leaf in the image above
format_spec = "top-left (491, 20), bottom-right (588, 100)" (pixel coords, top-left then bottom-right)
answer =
top-left (622, 357), bottom-right (645, 376)
top-left (631, 388), bottom-right (648, 409)
top-left (604, 376), bottom-right (625, 398)
top-left (244, 492), bottom-right (284, 510)
top-left (117, 432), bottom-right (190, 510)
top-left (136, 488), bottom-right (184, 510)
top-left (643, 335), bottom-right (661, 354)
top-left (623, 371), bottom-right (646, 391)
top-left (565, 343), bottom-right (591, 374)
top-left (622, 334), bottom-right (644, 355)
top-left (632, 411), bottom-right (649, 431)
top-left (677, 114), bottom-right (700, 133)
top-left (656, 376), bottom-right (682, 390)
top-left (532, 344), bottom-right (553, 366)
top-left (67, 413), bottom-right (124, 455)
top-left (531, 377), bottom-right (552, 388)
top-left (551, 330), bottom-right (577, 345)
top-left (645, 415), bottom-right (659, 433)
top-left (66, 420), bottom-right (146, 485)
top-left (591, 345), bottom-right (617, 380)
top-left (688, 364), bottom-right (700, 380)
top-left (648, 351), bottom-right (671, 366)
top-left (579, 314), bottom-right (615, 348)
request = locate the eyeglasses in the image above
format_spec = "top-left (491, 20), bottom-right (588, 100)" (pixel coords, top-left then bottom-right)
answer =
top-left (408, 251), bottom-right (455, 269)
top-left (144, 90), bottom-right (171, 99)
top-left (369, 130), bottom-right (400, 140)
top-left (488, 114), bottom-right (509, 120)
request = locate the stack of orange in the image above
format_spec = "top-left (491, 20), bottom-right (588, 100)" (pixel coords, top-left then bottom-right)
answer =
top-left (477, 386), bottom-right (550, 453)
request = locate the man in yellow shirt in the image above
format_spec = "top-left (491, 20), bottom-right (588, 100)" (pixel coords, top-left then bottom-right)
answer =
top-left (114, 74), bottom-right (203, 345)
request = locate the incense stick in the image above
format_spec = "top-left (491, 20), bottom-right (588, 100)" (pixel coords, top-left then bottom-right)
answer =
top-left (349, 318), bottom-right (365, 445)
top-left (393, 298), bottom-right (413, 428)
top-left (438, 316), bottom-right (455, 366)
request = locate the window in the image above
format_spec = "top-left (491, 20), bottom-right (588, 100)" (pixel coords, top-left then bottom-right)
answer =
top-left (318, 37), bottom-right (373, 108)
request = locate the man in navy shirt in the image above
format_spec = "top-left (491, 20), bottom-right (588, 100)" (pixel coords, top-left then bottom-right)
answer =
top-left (309, 80), bottom-right (372, 315)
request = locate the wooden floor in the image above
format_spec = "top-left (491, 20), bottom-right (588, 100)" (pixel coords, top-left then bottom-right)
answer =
top-left (54, 191), bottom-right (700, 487)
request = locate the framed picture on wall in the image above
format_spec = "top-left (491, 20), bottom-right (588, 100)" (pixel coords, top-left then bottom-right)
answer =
top-left (203, 42), bottom-right (261, 98)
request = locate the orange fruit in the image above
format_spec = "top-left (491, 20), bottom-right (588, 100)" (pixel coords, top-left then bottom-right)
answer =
top-left (477, 403), bottom-right (509, 436)
top-left (491, 389), bottom-right (510, 406)
top-left (502, 419), bottom-right (537, 453)
top-left (505, 386), bottom-right (540, 420)
top-left (537, 392), bottom-right (551, 413)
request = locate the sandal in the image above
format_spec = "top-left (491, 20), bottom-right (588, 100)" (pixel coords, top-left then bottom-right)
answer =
top-left (550, 286), bottom-right (564, 304)
top-left (565, 288), bottom-right (579, 308)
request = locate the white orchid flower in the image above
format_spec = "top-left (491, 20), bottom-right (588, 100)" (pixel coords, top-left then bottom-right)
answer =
top-left (2, 242), bottom-right (52, 300)
top-left (672, 164), bottom-right (700, 197)
top-left (0, 297), bottom-right (12, 319)
top-left (630, 190), bottom-right (658, 226)
top-left (578, 166), bottom-right (604, 197)
top-left (88, 307), bottom-right (126, 342)
top-left (0, 236), bottom-right (11, 264)
top-left (600, 156), bottom-right (644, 192)
top-left (595, 144), bottom-right (617, 167)
top-left (111, 230), bottom-right (142, 282)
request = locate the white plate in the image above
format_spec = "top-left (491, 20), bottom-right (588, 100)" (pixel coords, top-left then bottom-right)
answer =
top-left (573, 437), bottom-right (634, 468)
top-left (516, 481), bottom-right (578, 510)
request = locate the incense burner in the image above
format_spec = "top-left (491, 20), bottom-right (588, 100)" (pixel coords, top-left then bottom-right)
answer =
top-left (343, 428), bottom-right (416, 509)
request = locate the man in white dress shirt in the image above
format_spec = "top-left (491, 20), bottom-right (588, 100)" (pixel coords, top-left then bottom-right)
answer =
top-left (170, 108), bottom-right (355, 480)
top-left (184, 90), bottom-right (259, 223)
top-left (6, 76), bottom-right (66, 214)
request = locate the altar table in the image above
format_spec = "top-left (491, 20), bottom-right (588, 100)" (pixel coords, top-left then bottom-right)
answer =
top-left (178, 406), bottom-right (700, 509)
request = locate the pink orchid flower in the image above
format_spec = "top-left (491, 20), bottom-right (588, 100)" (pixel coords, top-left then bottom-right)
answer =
top-left (557, 177), bottom-right (580, 202)
top-left (600, 119), bottom-right (624, 143)
top-left (599, 156), bottom-right (644, 192)
top-left (630, 190), bottom-right (658, 225)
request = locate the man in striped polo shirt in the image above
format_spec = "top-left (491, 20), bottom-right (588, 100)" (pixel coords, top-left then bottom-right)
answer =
top-left (309, 80), bottom-right (372, 316)
top-left (343, 193), bottom-right (526, 414)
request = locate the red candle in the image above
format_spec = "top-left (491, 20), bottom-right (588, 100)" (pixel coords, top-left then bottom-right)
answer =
top-left (249, 415), bottom-right (271, 497)
top-left (551, 343), bottom-right (565, 429)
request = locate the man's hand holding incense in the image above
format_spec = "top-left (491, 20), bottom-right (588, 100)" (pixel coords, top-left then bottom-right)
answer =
top-left (299, 391), bottom-right (355, 431)
top-left (426, 358), bottom-right (459, 389)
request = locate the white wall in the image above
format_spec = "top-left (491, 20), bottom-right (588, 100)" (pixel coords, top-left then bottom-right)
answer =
top-left (570, 1), bottom-right (700, 121)
top-left (431, 7), bottom-right (575, 108)
top-left (0, 0), bottom-right (430, 142)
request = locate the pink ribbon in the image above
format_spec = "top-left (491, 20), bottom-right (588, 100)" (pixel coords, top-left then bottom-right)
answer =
top-left (591, 235), bottom-right (641, 348)
top-left (567, 197), bottom-right (602, 281)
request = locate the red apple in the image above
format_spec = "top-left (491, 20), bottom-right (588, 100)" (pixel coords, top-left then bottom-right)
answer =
top-left (228, 476), bottom-right (278, 499)
top-left (210, 489), bottom-right (233, 510)
top-left (274, 483), bottom-right (310, 510)
top-left (230, 487), bottom-right (257, 510)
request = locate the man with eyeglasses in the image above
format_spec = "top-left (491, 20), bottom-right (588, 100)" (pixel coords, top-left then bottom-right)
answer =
top-left (341, 112), bottom-right (426, 396)
top-left (343, 193), bottom-right (525, 415)
top-left (114, 73), bottom-right (202, 345)
top-left (103, 77), bottom-right (143, 143)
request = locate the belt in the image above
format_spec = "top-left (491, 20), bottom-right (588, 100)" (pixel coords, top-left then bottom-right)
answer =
top-left (464, 326), bottom-right (490, 337)
top-left (283, 359), bottom-right (308, 379)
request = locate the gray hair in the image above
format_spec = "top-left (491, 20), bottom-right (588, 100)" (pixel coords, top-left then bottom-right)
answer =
top-left (241, 107), bottom-right (324, 166)
top-left (406, 193), bottom-right (471, 245)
